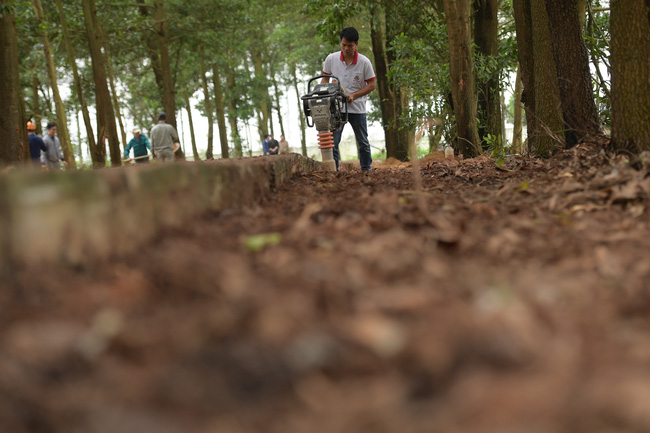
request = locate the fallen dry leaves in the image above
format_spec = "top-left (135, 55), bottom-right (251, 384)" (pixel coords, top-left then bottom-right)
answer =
top-left (3, 140), bottom-right (650, 433)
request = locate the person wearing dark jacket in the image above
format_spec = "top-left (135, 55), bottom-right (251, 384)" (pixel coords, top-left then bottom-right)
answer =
top-left (269, 134), bottom-right (279, 155)
top-left (27, 121), bottom-right (47, 167)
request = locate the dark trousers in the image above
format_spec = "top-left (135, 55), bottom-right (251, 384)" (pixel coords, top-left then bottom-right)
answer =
top-left (332, 113), bottom-right (372, 171)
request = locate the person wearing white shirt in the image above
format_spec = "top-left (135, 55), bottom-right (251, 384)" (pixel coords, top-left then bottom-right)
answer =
top-left (321, 27), bottom-right (377, 172)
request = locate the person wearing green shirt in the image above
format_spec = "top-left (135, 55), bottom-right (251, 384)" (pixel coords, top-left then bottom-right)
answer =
top-left (124, 127), bottom-right (151, 163)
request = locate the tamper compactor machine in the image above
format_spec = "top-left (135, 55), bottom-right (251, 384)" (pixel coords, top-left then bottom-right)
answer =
top-left (301, 75), bottom-right (348, 171)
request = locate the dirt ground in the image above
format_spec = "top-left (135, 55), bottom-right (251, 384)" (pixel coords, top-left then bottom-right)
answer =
top-left (3, 139), bottom-right (650, 433)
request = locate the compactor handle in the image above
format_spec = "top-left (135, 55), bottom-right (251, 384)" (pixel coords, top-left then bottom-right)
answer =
top-left (303, 75), bottom-right (343, 96)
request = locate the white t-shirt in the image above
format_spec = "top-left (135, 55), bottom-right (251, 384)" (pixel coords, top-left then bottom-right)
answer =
top-left (322, 50), bottom-right (376, 114)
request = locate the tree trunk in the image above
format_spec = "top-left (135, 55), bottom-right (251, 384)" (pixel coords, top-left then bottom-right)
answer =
top-left (98, 23), bottom-right (128, 151)
top-left (83, 0), bottom-right (122, 167)
top-left (256, 110), bottom-right (264, 145)
top-left (268, 93), bottom-right (275, 136)
top-left (290, 60), bottom-right (307, 156)
top-left (427, 110), bottom-right (446, 153)
top-left (41, 81), bottom-right (53, 121)
top-left (154, 0), bottom-right (176, 128)
top-left (32, 0), bottom-right (76, 169)
top-left (529, 0), bottom-right (565, 156)
top-left (225, 62), bottom-right (243, 157)
top-left (212, 64), bottom-right (229, 159)
top-left (199, 47), bottom-right (214, 159)
top-left (31, 74), bottom-right (43, 136)
top-left (370, 9), bottom-right (395, 157)
top-left (513, 0), bottom-right (537, 153)
top-left (184, 94), bottom-right (200, 160)
top-left (375, 8), bottom-right (412, 161)
top-left (270, 74), bottom-right (285, 139)
top-left (545, 0), bottom-right (600, 148)
top-left (387, 12), bottom-right (413, 161)
top-left (474, 0), bottom-right (502, 150)
top-left (55, 0), bottom-right (97, 165)
top-left (137, 0), bottom-right (164, 92)
top-left (0, 1), bottom-right (25, 165)
top-left (444, 0), bottom-right (481, 158)
top-left (75, 108), bottom-right (83, 161)
top-left (153, 0), bottom-right (185, 160)
top-left (610, 0), bottom-right (650, 153)
top-left (512, 66), bottom-right (525, 154)
top-left (250, 45), bottom-right (270, 140)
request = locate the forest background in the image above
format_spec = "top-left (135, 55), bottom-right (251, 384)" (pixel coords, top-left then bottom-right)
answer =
top-left (0, 0), bottom-right (648, 170)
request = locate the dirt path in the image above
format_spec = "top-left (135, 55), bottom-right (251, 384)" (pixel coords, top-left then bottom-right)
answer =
top-left (3, 142), bottom-right (650, 433)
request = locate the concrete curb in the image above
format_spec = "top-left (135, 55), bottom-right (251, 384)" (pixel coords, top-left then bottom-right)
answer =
top-left (0, 154), bottom-right (321, 267)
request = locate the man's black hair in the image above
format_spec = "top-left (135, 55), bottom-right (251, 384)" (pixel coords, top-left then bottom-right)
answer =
top-left (340, 27), bottom-right (359, 43)
top-left (158, 112), bottom-right (167, 121)
top-left (46, 122), bottom-right (57, 129)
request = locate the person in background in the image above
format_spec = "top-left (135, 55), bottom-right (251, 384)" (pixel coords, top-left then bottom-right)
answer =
top-left (262, 134), bottom-right (271, 155)
top-left (42, 122), bottom-right (64, 171)
top-left (124, 127), bottom-right (151, 163)
top-left (150, 112), bottom-right (179, 163)
top-left (27, 121), bottom-right (47, 167)
top-left (268, 134), bottom-right (279, 155)
top-left (279, 135), bottom-right (290, 154)
top-left (321, 26), bottom-right (376, 172)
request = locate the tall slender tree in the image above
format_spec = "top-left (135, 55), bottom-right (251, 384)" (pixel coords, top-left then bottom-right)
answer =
top-left (0, 0), bottom-right (25, 165)
top-left (30, 74), bottom-right (43, 136)
top-left (511, 66), bottom-right (524, 154)
top-left (290, 59), bottom-right (307, 156)
top-left (529, 0), bottom-right (564, 156)
top-left (474, 0), bottom-right (502, 149)
top-left (545, 0), bottom-right (599, 148)
top-left (269, 68), bottom-right (286, 139)
top-left (380, 6), bottom-right (413, 161)
top-left (213, 64), bottom-right (229, 159)
top-left (225, 62), bottom-right (243, 157)
top-left (82, 0), bottom-right (121, 166)
top-left (514, 0), bottom-right (565, 157)
top-left (54, 0), bottom-right (97, 165)
top-left (98, 23), bottom-right (128, 149)
top-left (137, 0), bottom-right (164, 91)
top-left (250, 42), bottom-right (271, 140)
top-left (32, 0), bottom-right (76, 169)
top-left (444, 0), bottom-right (481, 157)
top-left (184, 94), bottom-right (200, 160)
top-left (154, 0), bottom-right (177, 129)
top-left (513, 0), bottom-right (536, 153)
top-left (610, 0), bottom-right (650, 153)
top-left (199, 46), bottom-right (213, 160)
top-left (370, 8), bottom-right (395, 156)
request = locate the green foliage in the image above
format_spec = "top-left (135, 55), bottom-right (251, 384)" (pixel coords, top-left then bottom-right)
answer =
top-left (386, 12), bottom-right (451, 135)
top-left (416, 145), bottom-right (429, 159)
top-left (12, 0), bottom-right (607, 167)
top-left (0, 3), bottom-right (13, 17)
top-left (583, 4), bottom-right (611, 129)
top-left (485, 133), bottom-right (506, 165)
top-left (303, 0), bottom-right (353, 45)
